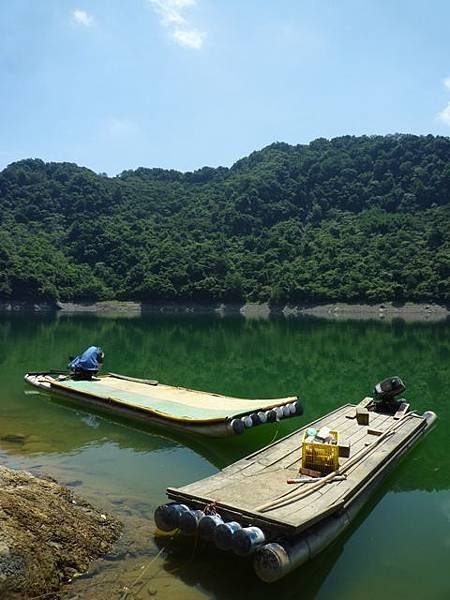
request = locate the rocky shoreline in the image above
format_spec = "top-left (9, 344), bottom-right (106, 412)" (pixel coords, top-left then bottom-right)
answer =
top-left (0, 465), bottom-right (122, 598)
top-left (0, 300), bottom-right (448, 321)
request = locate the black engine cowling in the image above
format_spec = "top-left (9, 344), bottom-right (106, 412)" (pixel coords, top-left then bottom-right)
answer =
top-left (373, 376), bottom-right (405, 402)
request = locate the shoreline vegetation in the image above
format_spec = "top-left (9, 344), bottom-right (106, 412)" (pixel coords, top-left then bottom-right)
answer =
top-left (0, 135), bottom-right (449, 308)
top-left (0, 300), bottom-right (448, 321)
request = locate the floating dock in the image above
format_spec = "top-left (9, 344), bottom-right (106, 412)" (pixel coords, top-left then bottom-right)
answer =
top-left (24, 372), bottom-right (302, 437)
top-left (156, 398), bottom-right (436, 581)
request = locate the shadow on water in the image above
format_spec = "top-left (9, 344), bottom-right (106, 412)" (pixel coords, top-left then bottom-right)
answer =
top-left (16, 386), bottom-right (294, 468)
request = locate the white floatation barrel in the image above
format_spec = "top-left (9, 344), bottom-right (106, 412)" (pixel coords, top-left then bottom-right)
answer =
top-left (288, 402), bottom-right (297, 415)
top-left (253, 512), bottom-right (349, 582)
top-left (251, 412), bottom-right (266, 425)
top-left (241, 415), bottom-right (254, 429)
top-left (422, 410), bottom-right (437, 428)
top-left (253, 542), bottom-right (298, 583)
top-left (179, 509), bottom-right (205, 535)
top-left (257, 410), bottom-right (268, 424)
top-left (282, 405), bottom-right (291, 418)
top-left (214, 521), bottom-right (242, 551)
top-left (266, 409), bottom-right (277, 422)
top-left (274, 406), bottom-right (284, 420)
top-left (198, 514), bottom-right (224, 540)
top-left (232, 526), bottom-right (266, 556)
top-left (154, 502), bottom-right (189, 531)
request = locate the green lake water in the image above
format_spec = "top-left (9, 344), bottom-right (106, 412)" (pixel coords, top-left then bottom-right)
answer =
top-left (0, 312), bottom-right (449, 599)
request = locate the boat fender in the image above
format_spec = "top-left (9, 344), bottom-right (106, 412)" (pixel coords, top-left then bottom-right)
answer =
top-left (251, 412), bottom-right (262, 426)
top-left (282, 405), bottom-right (291, 418)
top-left (288, 402), bottom-right (297, 415)
top-left (257, 411), bottom-right (268, 424)
top-left (266, 409), bottom-right (277, 422)
top-left (198, 514), bottom-right (224, 540)
top-left (230, 418), bottom-right (245, 435)
top-left (274, 406), bottom-right (284, 421)
top-left (154, 503), bottom-right (189, 532)
top-left (179, 509), bottom-right (205, 535)
top-left (241, 415), bottom-right (253, 429)
top-left (214, 521), bottom-right (242, 551)
top-left (232, 526), bottom-right (266, 556)
top-left (294, 400), bottom-right (304, 416)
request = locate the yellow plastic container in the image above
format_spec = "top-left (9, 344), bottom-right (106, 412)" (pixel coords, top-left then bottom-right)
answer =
top-left (301, 430), bottom-right (339, 474)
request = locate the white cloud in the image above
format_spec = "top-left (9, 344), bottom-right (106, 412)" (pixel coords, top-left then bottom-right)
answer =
top-left (148, 0), bottom-right (205, 49)
top-left (73, 9), bottom-right (94, 27)
top-left (444, 77), bottom-right (450, 91)
top-left (172, 28), bottom-right (204, 49)
top-left (439, 103), bottom-right (450, 126)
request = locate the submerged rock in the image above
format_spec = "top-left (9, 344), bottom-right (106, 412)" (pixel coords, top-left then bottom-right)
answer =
top-left (0, 434), bottom-right (26, 445)
top-left (0, 465), bottom-right (122, 598)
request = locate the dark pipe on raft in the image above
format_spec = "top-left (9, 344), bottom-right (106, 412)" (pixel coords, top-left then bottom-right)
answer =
top-left (214, 521), bottom-right (242, 551)
top-left (198, 514), bottom-right (224, 540)
top-left (232, 526), bottom-right (266, 556)
top-left (179, 509), bottom-right (205, 535)
top-left (154, 502), bottom-right (189, 531)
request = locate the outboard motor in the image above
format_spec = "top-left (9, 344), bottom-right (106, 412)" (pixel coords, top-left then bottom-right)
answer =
top-left (373, 376), bottom-right (405, 413)
top-left (68, 346), bottom-right (104, 380)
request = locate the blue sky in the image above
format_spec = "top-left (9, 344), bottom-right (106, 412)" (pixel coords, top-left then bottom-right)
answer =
top-left (1, 0), bottom-right (450, 175)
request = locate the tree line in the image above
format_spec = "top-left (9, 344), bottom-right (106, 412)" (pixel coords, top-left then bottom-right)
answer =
top-left (0, 134), bottom-right (449, 304)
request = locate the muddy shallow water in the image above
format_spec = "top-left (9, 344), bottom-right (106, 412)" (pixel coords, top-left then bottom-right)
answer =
top-left (0, 313), bottom-right (449, 599)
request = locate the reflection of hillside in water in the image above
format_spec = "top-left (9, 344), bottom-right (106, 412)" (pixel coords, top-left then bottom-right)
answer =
top-left (0, 313), bottom-right (448, 491)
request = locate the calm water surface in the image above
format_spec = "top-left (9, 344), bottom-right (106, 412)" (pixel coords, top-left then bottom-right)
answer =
top-left (0, 313), bottom-right (449, 599)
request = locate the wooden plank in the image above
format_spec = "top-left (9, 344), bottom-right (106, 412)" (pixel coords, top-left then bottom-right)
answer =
top-left (222, 460), bottom-right (255, 475)
top-left (367, 428), bottom-right (383, 436)
top-left (316, 416), bottom-right (424, 506)
top-left (357, 396), bottom-right (373, 408)
top-left (169, 415), bottom-right (423, 534)
top-left (269, 415), bottom-right (425, 528)
top-left (277, 483), bottom-right (346, 524)
top-left (394, 402), bottom-right (410, 419)
top-left (167, 406), bottom-right (426, 535)
top-left (172, 473), bottom-right (235, 496)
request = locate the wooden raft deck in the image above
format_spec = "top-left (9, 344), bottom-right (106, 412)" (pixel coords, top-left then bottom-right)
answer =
top-left (44, 374), bottom-right (297, 423)
top-left (167, 401), bottom-right (426, 535)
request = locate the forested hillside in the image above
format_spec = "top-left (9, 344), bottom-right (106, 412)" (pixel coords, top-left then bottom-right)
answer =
top-left (0, 134), bottom-right (449, 304)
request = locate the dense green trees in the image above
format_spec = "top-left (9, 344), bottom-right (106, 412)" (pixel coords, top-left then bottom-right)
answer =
top-left (0, 134), bottom-right (449, 304)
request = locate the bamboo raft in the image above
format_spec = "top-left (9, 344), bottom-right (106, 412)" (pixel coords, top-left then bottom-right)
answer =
top-left (24, 372), bottom-right (302, 437)
top-left (155, 398), bottom-right (436, 581)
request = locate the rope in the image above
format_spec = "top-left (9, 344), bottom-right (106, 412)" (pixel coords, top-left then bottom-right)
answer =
top-left (119, 547), bottom-right (165, 599)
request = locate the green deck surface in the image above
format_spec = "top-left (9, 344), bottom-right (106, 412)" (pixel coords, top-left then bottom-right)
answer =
top-left (53, 379), bottom-right (234, 421)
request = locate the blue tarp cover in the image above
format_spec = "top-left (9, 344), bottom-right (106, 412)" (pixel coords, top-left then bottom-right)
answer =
top-left (68, 346), bottom-right (103, 372)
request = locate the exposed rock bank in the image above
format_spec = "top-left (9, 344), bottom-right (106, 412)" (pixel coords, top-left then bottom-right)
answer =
top-left (0, 300), bottom-right (448, 321)
top-left (0, 466), bottom-right (122, 599)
